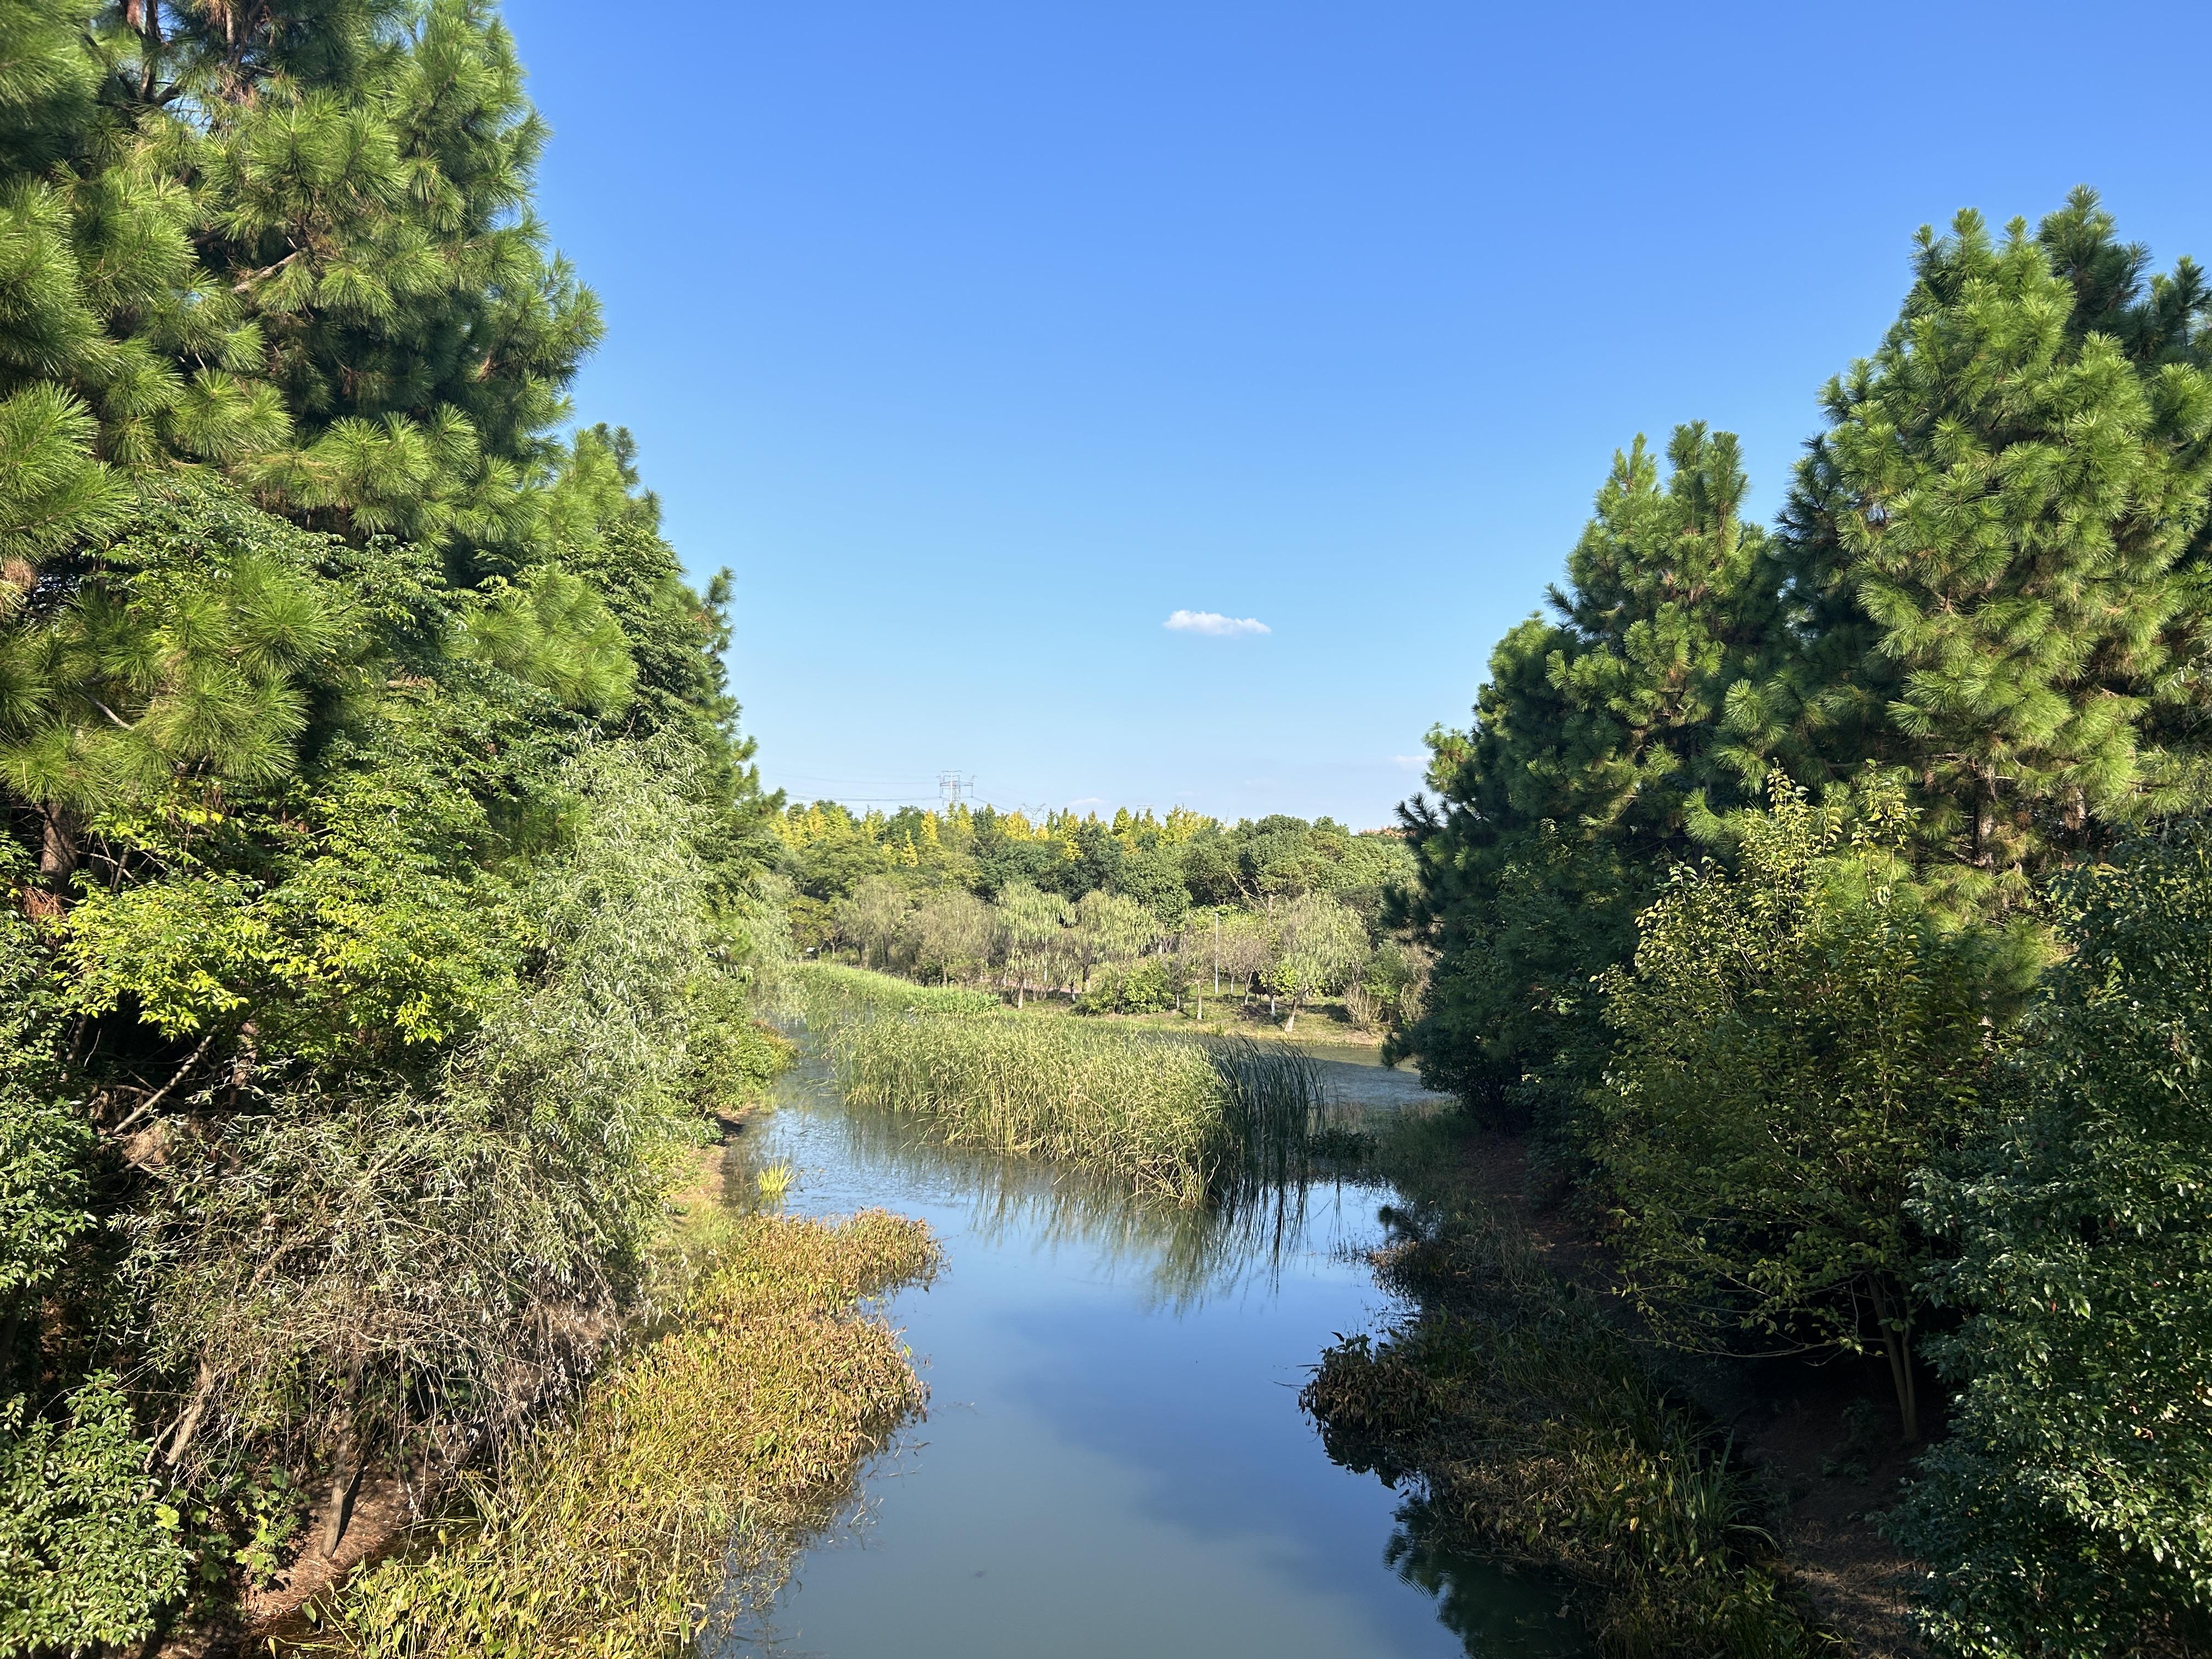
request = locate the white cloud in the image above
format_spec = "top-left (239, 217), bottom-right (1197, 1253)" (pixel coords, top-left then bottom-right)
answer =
top-left (1164, 608), bottom-right (1270, 637)
top-left (1389, 754), bottom-right (1427, 769)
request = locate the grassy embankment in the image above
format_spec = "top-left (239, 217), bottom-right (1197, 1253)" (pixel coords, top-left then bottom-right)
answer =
top-left (307, 1203), bottom-right (938, 1656)
top-left (1030, 989), bottom-right (1384, 1046)
top-left (799, 953), bottom-right (1389, 1045)
top-left (1304, 1110), bottom-right (1818, 1659)
top-left (791, 962), bottom-right (1345, 1204)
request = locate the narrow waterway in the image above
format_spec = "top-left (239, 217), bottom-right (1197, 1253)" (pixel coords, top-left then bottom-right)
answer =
top-left (709, 1046), bottom-right (1589, 1658)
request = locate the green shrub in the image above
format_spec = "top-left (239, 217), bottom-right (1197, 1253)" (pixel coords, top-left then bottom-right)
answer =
top-left (1593, 777), bottom-right (2022, 1441)
top-left (0, 1377), bottom-right (187, 1655)
top-left (130, 745), bottom-right (726, 1495)
top-left (1895, 824), bottom-right (2212, 1657)
top-left (1077, 957), bottom-right (1176, 1014)
top-left (681, 972), bottom-right (797, 1115)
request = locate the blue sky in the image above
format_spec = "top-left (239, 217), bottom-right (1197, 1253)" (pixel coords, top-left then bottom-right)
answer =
top-left (505, 0), bottom-right (2211, 828)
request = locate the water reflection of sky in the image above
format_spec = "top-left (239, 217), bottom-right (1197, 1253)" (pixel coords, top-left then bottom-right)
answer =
top-left (708, 1057), bottom-right (1588, 1659)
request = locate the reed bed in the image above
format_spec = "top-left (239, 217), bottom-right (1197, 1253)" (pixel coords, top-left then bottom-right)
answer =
top-left (785, 961), bottom-right (1001, 1022)
top-left (826, 1010), bottom-right (1230, 1203)
top-left (808, 973), bottom-right (1353, 1205)
top-left (316, 1210), bottom-right (939, 1657)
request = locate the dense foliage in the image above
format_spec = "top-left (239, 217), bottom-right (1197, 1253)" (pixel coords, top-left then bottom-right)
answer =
top-left (1394, 190), bottom-right (2212, 1653)
top-left (1595, 776), bottom-right (2027, 1440)
top-left (0, 2), bottom-right (774, 1645)
top-left (1895, 825), bottom-right (2212, 1656)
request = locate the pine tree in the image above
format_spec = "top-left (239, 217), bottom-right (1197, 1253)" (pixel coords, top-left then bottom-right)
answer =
top-left (0, 1), bottom-right (600, 556)
top-left (0, 7), bottom-right (773, 1640)
top-left (1728, 193), bottom-right (2212, 907)
top-left (1393, 425), bottom-right (1778, 1119)
top-left (0, 0), bottom-right (97, 173)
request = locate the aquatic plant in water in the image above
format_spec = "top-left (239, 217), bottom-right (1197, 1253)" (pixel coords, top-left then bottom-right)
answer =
top-left (755, 1161), bottom-right (795, 1209)
top-left (805, 969), bottom-right (1355, 1205)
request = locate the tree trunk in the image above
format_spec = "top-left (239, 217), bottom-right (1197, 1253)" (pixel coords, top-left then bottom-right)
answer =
top-left (321, 1418), bottom-right (364, 1559)
top-left (1873, 1285), bottom-right (1920, 1442)
top-left (38, 807), bottom-right (77, 887)
top-left (161, 1362), bottom-right (218, 1470)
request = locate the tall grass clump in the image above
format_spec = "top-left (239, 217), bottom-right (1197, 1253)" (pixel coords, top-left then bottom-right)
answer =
top-left (1204, 1036), bottom-right (1357, 1192)
top-left (317, 1210), bottom-right (938, 1657)
top-left (1303, 1177), bottom-right (1812, 1657)
top-left (786, 960), bottom-right (1001, 1023)
top-left (805, 966), bottom-right (1348, 1204)
top-left (826, 1013), bottom-right (1229, 1203)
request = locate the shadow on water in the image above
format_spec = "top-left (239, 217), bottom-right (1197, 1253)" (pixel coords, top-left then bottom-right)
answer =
top-left (708, 1036), bottom-right (1588, 1658)
top-left (1386, 1498), bottom-right (1589, 1657)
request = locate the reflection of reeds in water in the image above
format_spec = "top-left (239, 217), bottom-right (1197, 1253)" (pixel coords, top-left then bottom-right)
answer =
top-left (763, 1060), bottom-right (1385, 1313)
top-left (807, 988), bottom-right (1369, 1212)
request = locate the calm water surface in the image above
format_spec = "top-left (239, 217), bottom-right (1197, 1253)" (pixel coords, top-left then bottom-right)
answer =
top-left (711, 1048), bottom-right (1587, 1659)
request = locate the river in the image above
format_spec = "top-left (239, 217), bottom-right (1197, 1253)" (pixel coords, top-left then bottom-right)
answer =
top-left (708, 1044), bottom-right (1589, 1658)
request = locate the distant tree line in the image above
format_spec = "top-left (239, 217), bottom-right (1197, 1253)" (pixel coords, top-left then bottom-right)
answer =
top-left (1393, 191), bottom-right (2212, 1656)
top-left (777, 804), bottom-right (1425, 1030)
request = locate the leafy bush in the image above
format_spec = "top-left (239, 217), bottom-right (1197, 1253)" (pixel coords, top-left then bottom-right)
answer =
top-left (1895, 825), bottom-right (2212, 1657)
top-left (0, 1096), bottom-right (90, 1307)
top-left (1077, 957), bottom-right (1176, 1014)
top-left (0, 1377), bottom-right (187, 1655)
top-left (681, 973), bottom-right (798, 1117)
top-left (131, 744), bottom-right (726, 1491)
top-left (1594, 777), bottom-right (2024, 1440)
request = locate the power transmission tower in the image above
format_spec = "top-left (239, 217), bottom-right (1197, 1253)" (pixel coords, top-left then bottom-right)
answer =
top-left (938, 771), bottom-right (975, 808)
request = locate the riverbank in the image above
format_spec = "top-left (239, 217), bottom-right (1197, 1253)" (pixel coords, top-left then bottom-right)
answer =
top-left (792, 952), bottom-right (1392, 1046)
top-left (307, 1171), bottom-right (939, 1656)
top-left (1318, 1110), bottom-right (1924, 1657)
